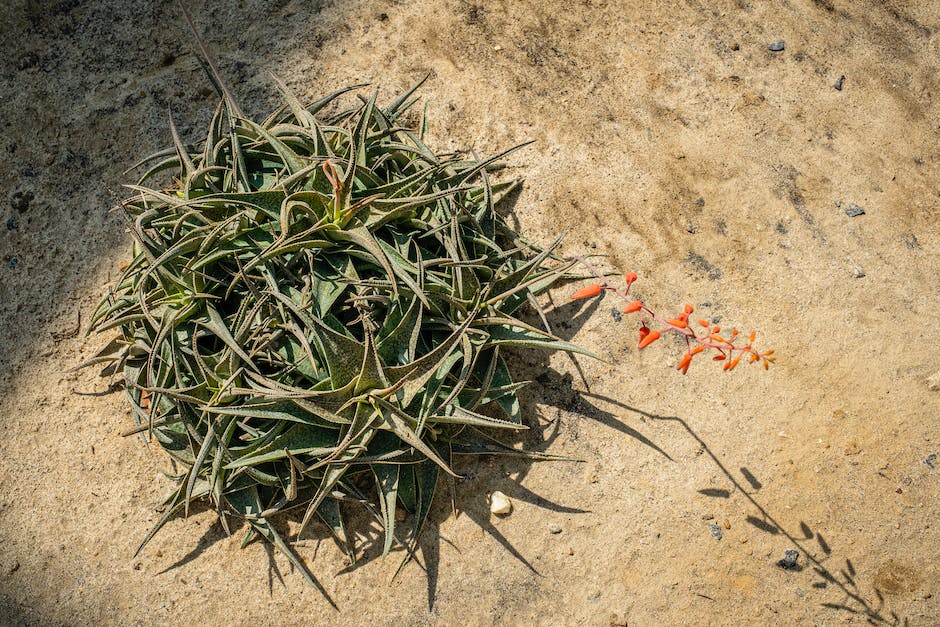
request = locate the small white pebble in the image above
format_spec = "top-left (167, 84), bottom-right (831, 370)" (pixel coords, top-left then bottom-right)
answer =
top-left (493, 44), bottom-right (503, 51)
top-left (490, 490), bottom-right (512, 515)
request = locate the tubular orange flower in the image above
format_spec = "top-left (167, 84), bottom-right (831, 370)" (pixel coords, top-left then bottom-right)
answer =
top-left (623, 300), bottom-right (643, 313)
top-left (677, 353), bottom-right (692, 374)
top-left (684, 303), bottom-right (694, 314)
top-left (667, 317), bottom-right (688, 329)
top-left (638, 329), bottom-right (660, 349)
top-left (571, 284), bottom-right (603, 300)
top-left (690, 345), bottom-right (705, 355)
top-left (698, 319), bottom-right (709, 328)
top-left (624, 272), bottom-right (638, 285)
top-left (713, 354), bottom-right (726, 361)
top-left (712, 325), bottom-right (721, 333)
top-left (709, 333), bottom-right (727, 343)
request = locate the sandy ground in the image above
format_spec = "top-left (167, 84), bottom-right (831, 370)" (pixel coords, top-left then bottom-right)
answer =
top-left (1, 0), bottom-right (939, 624)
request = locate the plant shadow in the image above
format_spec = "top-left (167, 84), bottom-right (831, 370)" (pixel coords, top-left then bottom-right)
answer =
top-left (583, 392), bottom-right (905, 625)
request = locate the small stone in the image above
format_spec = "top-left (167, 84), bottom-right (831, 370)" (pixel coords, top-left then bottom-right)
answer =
top-left (7, 560), bottom-right (19, 575)
top-left (548, 523), bottom-right (563, 534)
top-left (768, 41), bottom-right (785, 52)
top-left (5, 216), bottom-right (15, 230)
top-left (834, 75), bottom-right (845, 91)
top-left (610, 307), bottom-right (622, 322)
top-left (844, 439), bottom-right (861, 455)
top-left (133, 561), bottom-right (142, 571)
top-left (10, 190), bottom-right (33, 212)
top-left (851, 266), bottom-right (865, 279)
top-left (834, 199), bottom-right (842, 208)
top-left (925, 453), bottom-right (938, 469)
top-left (844, 203), bottom-right (865, 217)
top-left (489, 490), bottom-right (512, 515)
top-left (584, 465), bottom-right (599, 484)
top-left (926, 371), bottom-right (940, 391)
top-left (702, 514), bottom-right (715, 521)
top-left (778, 549), bottom-right (799, 570)
top-left (567, 547), bottom-right (574, 556)
top-left (707, 523), bottom-right (723, 540)
top-left (8, 257), bottom-right (18, 270)
top-left (723, 517), bottom-right (731, 530)
top-left (796, 587), bottom-right (805, 597)
top-left (493, 44), bottom-right (502, 51)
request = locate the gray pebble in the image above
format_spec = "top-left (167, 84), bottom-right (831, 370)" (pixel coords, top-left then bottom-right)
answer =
top-left (796, 587), bottom-right (805, 598)
top-left (834, 75), bottom-right (845, 91)
top-left (844, 203), bottom-right (865, 217)
top-left (8, 258), bottom-right (17, 270)
top-left (5, 216), bottom-right (15, 231)
top-left (768, 41), bottom-right (785, 52)
top-left (925, 453), bottom-right (937, 469)
top-left (610, 307), bottom-right (622, 323)
top-left (707, 523), bottom-right (723, 540)
top-left (851, 266), bottom-right (865, 279)
top-left (10, 190), bottom-right (33, 213)
top-left (834, 199), bottom-right (842, 208)
top-left (778, 549), bottom-right (799, 569)
top-left (548, 523), bottom-right (563, 534)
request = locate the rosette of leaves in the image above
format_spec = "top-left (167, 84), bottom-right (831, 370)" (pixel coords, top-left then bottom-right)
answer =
top-left (84, 78), bottom-right (593, 589)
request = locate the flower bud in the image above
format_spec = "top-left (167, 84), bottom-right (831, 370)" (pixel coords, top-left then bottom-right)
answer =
top-left (571, 284), bottom-right (603, 300)
top-left (638, 329), bottom-right (661, 349)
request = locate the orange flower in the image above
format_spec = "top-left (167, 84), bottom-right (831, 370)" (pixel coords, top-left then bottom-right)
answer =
top-left (667, 317), bottom-right (688, 329)
top-left (623, 300), bottom-right (643, 313)
top-left (571, 284), bottom-right (603, 300)
top-left (684, 303), bottom-right (694, 314)
top-left (698, 319), bottom-right (709, 328)
top-left (690, 345), bottom-right (705, 355)
top-left (638, 328), bottom-right (660, 349)
top-left (624, 272), bottom-right (638, 285)
top-left (677, 353), bottom-right (692, 374)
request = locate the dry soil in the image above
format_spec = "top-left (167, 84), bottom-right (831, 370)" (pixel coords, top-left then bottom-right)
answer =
top-left (1, 0), bottom-right (939, 624)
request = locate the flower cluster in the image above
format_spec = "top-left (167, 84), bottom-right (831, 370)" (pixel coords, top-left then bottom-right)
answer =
top-left (570, 268), bottom-right (774, 374)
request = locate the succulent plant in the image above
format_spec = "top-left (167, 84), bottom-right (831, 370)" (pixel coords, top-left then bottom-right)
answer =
top-left (83, 76), bottom-right (594, 589)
